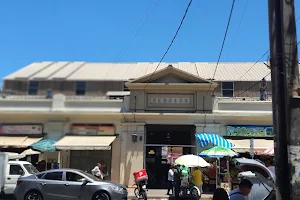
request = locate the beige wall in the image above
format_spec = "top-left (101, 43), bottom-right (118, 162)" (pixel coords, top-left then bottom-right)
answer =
top-left (119, 123), bottom-right (145, 186)
top-left (4, 80), bottom-right (272, 98)
top-left (214, 81), bottom-right (272, 97)
top-left (3, 80), bottom-right (124, 96)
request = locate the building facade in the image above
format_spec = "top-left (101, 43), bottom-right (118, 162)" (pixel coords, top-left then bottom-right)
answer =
top-left (0, 62), bottom-right (273, 188)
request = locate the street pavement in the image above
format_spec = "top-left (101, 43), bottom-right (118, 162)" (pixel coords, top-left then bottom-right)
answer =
top-left (2, 189), bottom-right (213, 200)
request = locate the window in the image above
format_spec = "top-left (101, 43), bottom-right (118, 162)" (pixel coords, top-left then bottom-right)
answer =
top-left (44, 172), bottom-right (63, 181)
top-left (9, 165), bottom-right (24, 175)
top-left (75, 81), bottom-right (86, 95)
top-left (28, 81), bottom-right (39, 95)
top-left (36, 173), bottom-right (45, 179)
top-left (123, 82), bottom-right (129, 91)
top-left (24, 164), bottom-right (39, 174)
top-left (66, 172), bottom-right (85, 182)
top-left (221, 82), bottom-right (234, 97)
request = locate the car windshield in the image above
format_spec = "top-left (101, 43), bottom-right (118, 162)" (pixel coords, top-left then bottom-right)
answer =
top-left (24, 164), bottom-right (39, 174)
top-left (81, 171), bottom-right (101, 181)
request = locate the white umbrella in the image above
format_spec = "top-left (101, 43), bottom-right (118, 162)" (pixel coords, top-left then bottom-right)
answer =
top-left (174, 154), bottom-right (210, 167)
top-left (21, 149), bottom-right (41, 156)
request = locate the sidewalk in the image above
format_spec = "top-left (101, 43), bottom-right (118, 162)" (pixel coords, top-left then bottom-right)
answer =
top-left (127, 188), bottom-right (213, 199)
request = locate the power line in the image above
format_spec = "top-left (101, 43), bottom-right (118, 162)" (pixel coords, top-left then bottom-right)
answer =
top-left (204, 0), bottom-right (236, 98)
top-left (236, 50), bottom-right (269, 80)
top-left (115, 0), bottom-right (160, 62)
top-left (134, 0), bottom-right (193, 98)
top-left (226, 0), bottom-right (248, 60)
top-left (236, 16), bottom-right (300, 81)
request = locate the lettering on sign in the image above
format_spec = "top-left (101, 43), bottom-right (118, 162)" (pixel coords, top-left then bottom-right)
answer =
top-left (150, 97), bottom-right (191, 105)
top-left (0, 125), bottom-right (43, 134)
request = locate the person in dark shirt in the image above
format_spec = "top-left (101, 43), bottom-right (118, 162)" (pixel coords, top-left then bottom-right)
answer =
top-left (173, 166), bottom-right (181, 198)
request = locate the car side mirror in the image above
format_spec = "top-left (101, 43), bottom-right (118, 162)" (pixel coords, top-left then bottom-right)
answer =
top-left (82, 179), bottom-right (89, 185)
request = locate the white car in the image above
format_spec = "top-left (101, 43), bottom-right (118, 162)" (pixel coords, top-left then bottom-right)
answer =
top-left (0, 152), bottom-right (39, 196)
top-left (235, 158), bottom-right (275, 200)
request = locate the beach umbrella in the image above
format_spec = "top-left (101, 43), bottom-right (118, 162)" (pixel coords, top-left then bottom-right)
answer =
top-left (199, 146), bottom-right (238, 158)
top-left (174, 154), bottom-right (210, 167)
top-left (21, 149), bottom-right (41, 155)
top-left (30, 139), bottom-right (56, 152)
top-left (195, 133), bottom-right (233, 148)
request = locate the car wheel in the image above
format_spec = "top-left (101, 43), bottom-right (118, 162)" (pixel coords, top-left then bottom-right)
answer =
top-left (24, 191), bottom-right (43, 200)
top-left (93, 191), bottom-right (110, 200)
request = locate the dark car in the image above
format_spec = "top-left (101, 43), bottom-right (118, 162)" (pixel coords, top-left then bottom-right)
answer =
top-left (14, 168), bottom-right (127, 200)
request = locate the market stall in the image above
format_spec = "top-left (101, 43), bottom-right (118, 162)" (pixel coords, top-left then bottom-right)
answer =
top-left (199, 146), bottom-right (238, 193)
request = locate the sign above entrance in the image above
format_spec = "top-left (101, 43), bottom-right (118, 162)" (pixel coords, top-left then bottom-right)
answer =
top-left (71, 124), bottom-right (115, 135)
top-left (0, 125), bottom-right (43, 134)
top-left (150, 97), bottom-right (191, 105)
top-left (147, 94), bottom-right (194, 109)
top-left (226, 126), bottom-right (273, 137)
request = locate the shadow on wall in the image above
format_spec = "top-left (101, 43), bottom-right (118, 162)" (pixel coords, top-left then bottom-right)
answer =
top-left (124, 134), bottom-right (143, 186)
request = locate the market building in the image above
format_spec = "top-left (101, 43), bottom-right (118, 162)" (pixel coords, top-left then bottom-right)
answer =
top-left (0, 62), bottom-right (273, 187)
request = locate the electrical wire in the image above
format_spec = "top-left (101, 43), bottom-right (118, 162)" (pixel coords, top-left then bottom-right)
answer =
top-left (204, 0), bottom-right (236, 98)
top-left (133, 0), bottom-right (193, 98)
top-left (226, 0), bottom-right (248, 60)
top-left (115, 0), bottom-right (161, 62)
top-left (236, 15), bottom-right (300, 81)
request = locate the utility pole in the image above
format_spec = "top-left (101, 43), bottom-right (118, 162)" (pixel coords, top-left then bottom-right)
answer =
top-left (268, 0), bottom-right (300, 199)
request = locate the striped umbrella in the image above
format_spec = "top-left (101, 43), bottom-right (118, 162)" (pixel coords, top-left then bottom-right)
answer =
top-left (195, 133), bottom-right (233, 148)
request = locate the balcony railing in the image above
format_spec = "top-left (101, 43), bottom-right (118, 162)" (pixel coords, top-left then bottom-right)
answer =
top-left (0, 94), bottom-right (125, 113)
top-left (213, 97), bottom-right (272, 112)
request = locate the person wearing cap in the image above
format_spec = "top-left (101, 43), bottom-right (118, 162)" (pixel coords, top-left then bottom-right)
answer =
top-left (229, 179), bottom-right (253, 200)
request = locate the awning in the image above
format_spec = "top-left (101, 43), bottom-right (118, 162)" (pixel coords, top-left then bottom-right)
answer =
top-left (54, 136), bottom-right (116, 150)
top-left (195, 133), bottom-right (233, 148)
top-left (0, 136), bottom-right (42, 148)
top-left (228, 139), bottom-right (274, 153)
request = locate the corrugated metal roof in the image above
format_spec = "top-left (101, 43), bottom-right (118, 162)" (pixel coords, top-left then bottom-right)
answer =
top-left (3, 61), bottom-right (275, 82)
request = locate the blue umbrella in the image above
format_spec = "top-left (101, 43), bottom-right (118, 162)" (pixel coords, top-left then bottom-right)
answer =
top-left (195, 133), bottom-right (233, 148)
top-left (31, 139), bottom-right (56, 152)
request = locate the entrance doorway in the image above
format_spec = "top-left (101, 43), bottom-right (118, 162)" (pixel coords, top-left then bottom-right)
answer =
top-left (145, 125), bottom-right (196, 189)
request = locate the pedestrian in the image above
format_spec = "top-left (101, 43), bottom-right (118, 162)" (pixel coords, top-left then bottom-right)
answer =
top-left (260, 78), bottom-right (267, 101)
top-left (167, 165), bottom-right (174, 195)
top-left (173, 165), bottom-right (181, 198)
top-left (229, 179), bottom-right (253, 200)
top-left (212, 188), bottom-right (229, 200)
top-left (192, 167), bottom-right (203, 194)
top-left (91, 163), bottom-right (103, 180)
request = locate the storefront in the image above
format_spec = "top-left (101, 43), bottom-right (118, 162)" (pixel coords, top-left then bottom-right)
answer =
top-left (54, 124), bottom-right (117, 180)
top-left (145, 125), bottom-right (196, 189)
top-left (0, 124), bottom-right (43, 165)
top-left (0, 124), bottom-right (43, 151)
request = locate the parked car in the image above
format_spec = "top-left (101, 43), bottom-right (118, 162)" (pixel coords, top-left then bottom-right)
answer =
top-left (14, 168), bottom-right (128, 200)
top-left (235, 158), bottom-right (276, 200)
top-left (0, 152), bottom-right (39, 196)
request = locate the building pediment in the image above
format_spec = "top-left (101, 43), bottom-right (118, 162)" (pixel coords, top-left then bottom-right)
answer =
top-left (130, 65), bottom-right (213, 84)
top-left (125, 65), bottom-right (218, 91)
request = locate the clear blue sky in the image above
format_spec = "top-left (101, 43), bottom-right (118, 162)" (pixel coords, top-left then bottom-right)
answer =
top-left (0, 0), bottom-right (299, 79)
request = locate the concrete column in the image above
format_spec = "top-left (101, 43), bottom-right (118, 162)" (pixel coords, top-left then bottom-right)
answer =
top-left (119, 123), bottom-right (146, 186)
top-left (111, 124), bottom-right (122, 183)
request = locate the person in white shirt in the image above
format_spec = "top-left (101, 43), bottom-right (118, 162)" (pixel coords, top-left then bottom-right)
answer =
top-left (167, 166), bottom-right (175, 195)
top-left (229, 179), bottom-right (253, 200)
top-left (91, 163), bottom-right (103, 180)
